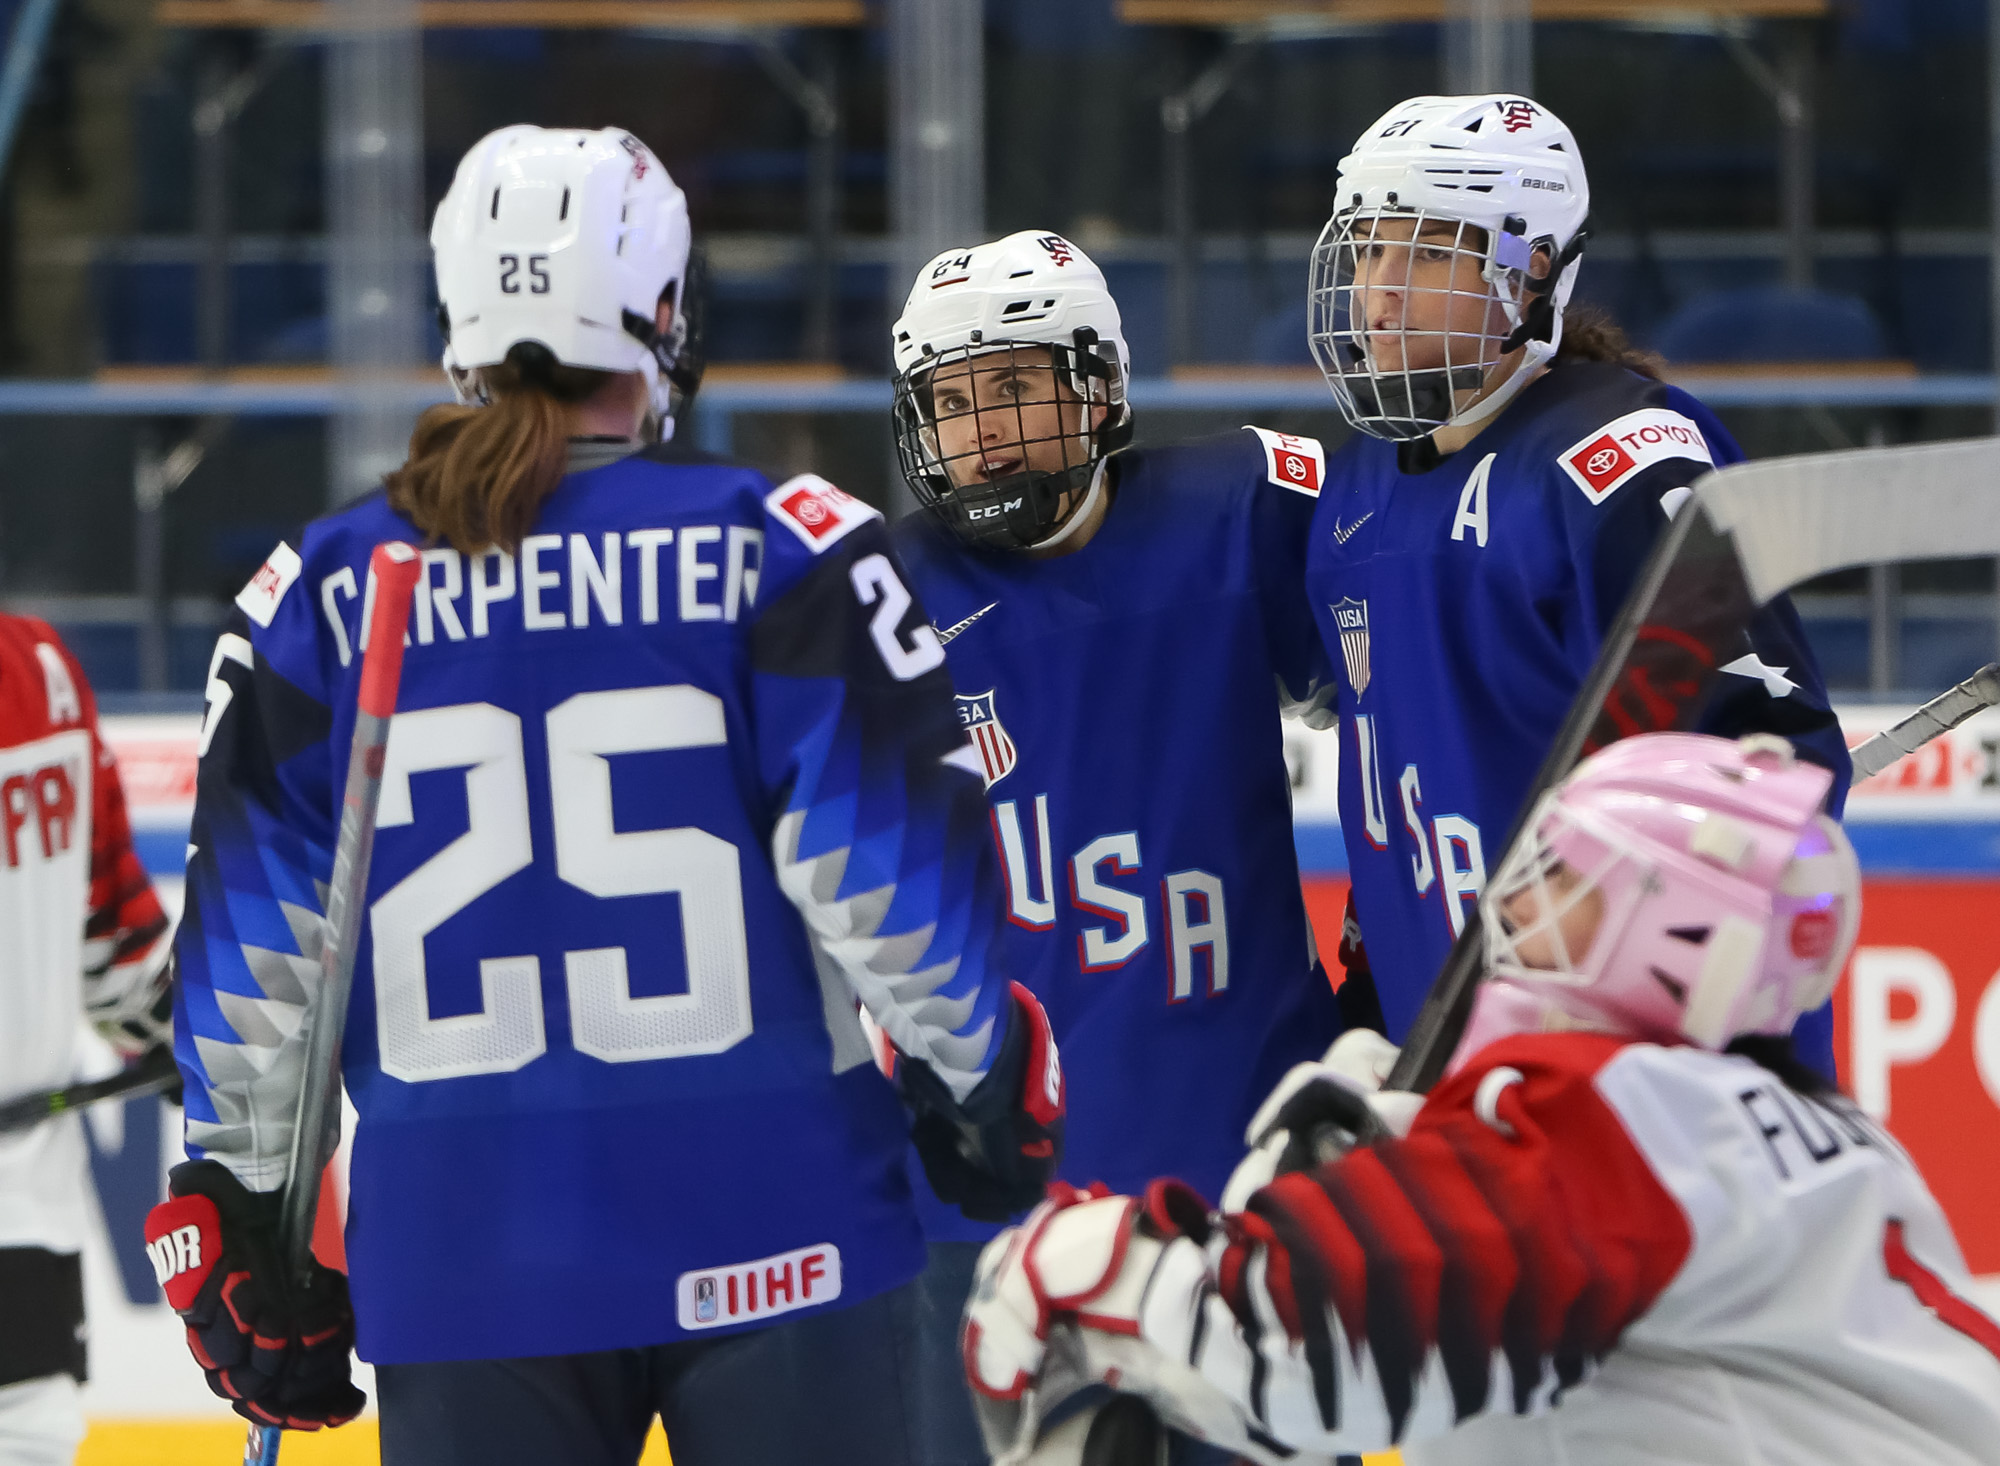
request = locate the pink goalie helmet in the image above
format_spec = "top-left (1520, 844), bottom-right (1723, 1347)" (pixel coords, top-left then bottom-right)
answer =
top-left (1454, 732), bottom-right (1860, 1066)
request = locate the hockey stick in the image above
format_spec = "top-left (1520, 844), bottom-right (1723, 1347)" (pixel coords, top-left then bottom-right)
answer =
top-left (1386, 434), bottom-right (2000, 1096)
top-left (1849, 662), bottom-right (2000, 782)
top-left (0, 1043), bottom-right (180, 1137)
top-left (247, 542), bottom-right (419, 1466)
top-left (997, 438), bottom-right (2000, 1466)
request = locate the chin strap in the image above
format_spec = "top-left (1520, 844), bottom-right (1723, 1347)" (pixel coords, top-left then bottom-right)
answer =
top-left (1499, 228), bottom-right (1589, 356)
top-left (1446, 340), bottom-right (1556, 434)
top-left (1448, 227), bottom-right (1590, 435)
top-left (1026, 458), bottom-right (1111, 553)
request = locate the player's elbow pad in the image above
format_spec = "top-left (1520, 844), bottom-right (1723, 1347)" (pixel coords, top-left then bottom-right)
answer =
top-left (901, 982), bottom-right (1065, 1223)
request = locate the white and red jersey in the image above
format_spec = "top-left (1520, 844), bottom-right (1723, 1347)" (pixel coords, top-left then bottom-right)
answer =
top-left (1210, 1033), bottom-right (2000, 1466)
top-left (0, 615), bottom-right (169, 1255)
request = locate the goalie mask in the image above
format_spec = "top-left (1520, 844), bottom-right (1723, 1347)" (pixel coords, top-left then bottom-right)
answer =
top-left (1454, 733), bottom-right (1859, 1069)
top-left (432, 125), bottom-right (704, 436)
top-left (1309, 94), bottom-right (1589, 442)
top-left (892, 232), bottom-right (1133, 552)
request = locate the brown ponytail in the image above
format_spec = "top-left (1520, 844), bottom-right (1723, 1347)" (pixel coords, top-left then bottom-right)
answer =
top-left (1553, 303), bottom-right (1666, 381)
top-left (385, 346), bottom-right (615, 556)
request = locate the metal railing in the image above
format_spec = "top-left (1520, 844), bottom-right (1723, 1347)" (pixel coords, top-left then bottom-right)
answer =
top-left (0, 370), bottom-right (1991, 444)
top-left (1, 371), bottom-right (1992, 695)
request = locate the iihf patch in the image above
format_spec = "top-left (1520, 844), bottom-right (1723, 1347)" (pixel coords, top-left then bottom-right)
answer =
top-left (1244, 425), bottom-right (1325, 497)
top-left (1558, 409), bottom-right (1713, 505)
top-left (765, 474), bottom-right (881, 552)
top-left (1330, 598), bottom-right (1370, 698)
top-left (955, 689), bottom-right (1018, 788)
top-left (234, 541), bottom-right (301, 628)
top-left (676, 1243), bottom-right (841, 1331)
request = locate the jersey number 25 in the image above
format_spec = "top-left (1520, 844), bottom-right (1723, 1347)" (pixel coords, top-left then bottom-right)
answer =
top-left (371, 684), bottom-right (751, 1084)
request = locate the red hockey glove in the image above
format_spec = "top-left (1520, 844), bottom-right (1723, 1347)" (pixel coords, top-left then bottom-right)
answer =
top-left (905, 982), bottom-right (1065, 1222)
top-left (143, 1160), bottom-right (365, 1430)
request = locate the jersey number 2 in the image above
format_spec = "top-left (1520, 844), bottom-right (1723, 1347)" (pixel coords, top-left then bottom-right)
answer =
top-left (371, 685), bottom-right (752, 1084)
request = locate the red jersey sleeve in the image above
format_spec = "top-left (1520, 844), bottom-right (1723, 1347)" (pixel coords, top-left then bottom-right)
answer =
top-left (1222, 1033), bottom-right (1694, 1446)
top-left (37, 625), bottom-right (173, 1052)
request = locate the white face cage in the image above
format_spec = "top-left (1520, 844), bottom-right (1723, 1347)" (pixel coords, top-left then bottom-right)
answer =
top-left (1308, 208), bottom-right (1576, 442)
top-left (1482, 802), bottom-right (1635, 991)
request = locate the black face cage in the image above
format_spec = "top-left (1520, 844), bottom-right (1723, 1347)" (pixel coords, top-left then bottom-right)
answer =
top-left (1307, 209), bottom-right (1578, 441)
top-left (893, 330), bottom-right (1131, 552)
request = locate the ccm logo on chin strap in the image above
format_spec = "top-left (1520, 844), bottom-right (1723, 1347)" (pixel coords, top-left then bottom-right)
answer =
top-left (1559, 408), bottom-right (1714, 505)
top-left (676, 1243), bottom-right (842, 1331)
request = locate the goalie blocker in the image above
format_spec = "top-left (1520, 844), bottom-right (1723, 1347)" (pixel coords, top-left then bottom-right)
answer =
top-left (966, 733), bottom-right (2000, 1466)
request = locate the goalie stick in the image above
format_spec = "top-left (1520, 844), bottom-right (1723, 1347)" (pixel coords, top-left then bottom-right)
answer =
top-left (0, 1043), bottom-right (180, 1137)
top-left (248, 542), bottom-right (419, 1466)
top-left (1386, 434), bottom-right (2000, 1096)
top-left (1849, 662), bottom-right (2000, 782)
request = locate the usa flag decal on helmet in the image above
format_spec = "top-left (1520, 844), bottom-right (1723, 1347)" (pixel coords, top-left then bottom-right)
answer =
top-left (956, 690), bottom-right (1018, 787)
top-left (1330, 598), bottom-right (1371, 697)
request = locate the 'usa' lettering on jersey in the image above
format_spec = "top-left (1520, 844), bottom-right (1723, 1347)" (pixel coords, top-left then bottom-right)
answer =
top-left (1308, 365), bottom-right (1849, 1050)
top-left (894, 427), bottom-right (1345, 1243)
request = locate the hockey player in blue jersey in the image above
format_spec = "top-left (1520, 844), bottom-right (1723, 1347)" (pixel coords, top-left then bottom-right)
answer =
top-left (140, 127), bottom-right (1062, 1466)
top-left (1301, 94), bottom-right (1850, 1067)
top-left (885, 230), bottom-right (1353, 1465)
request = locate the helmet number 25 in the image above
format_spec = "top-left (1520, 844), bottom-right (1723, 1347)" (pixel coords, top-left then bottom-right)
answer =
top-left (371, 685), bottom-right (752, 1084)
top-left (499, 253), bottom-right (552, 296)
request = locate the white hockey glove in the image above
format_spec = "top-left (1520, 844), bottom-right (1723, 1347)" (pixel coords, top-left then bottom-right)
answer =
top-left (962, 1181), bottom-right (1310, 1466)
top-left (1219, 1029), bottom-right (1421, 1213)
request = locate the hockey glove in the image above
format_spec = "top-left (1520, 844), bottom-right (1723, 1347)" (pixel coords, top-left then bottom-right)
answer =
top-left (904, 982), bottom-right (1065, 1223)
top-left (143, 1160), bottom-right (365, 1430)
top-left (962, 1181), bottom-right (1284, 1466)
top-left (1219, 1028), bottom-right (1420, 1212)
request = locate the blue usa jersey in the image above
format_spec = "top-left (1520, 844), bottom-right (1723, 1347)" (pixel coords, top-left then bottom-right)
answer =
top-left (1307, 362), bottom-right (1851, 1061)
top-left (172, 449), bottom-right (1013, 1364)
top-left (894, 427), bottom-right (1346, 1240)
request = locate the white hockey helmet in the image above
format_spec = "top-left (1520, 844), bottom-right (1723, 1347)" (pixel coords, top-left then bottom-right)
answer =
top-left (1308, 94), bottom-right (1590, 441)
top-left (891, 231), bottom-right (1132, 551)
top-left (432, 125), bottom-right (702, 431)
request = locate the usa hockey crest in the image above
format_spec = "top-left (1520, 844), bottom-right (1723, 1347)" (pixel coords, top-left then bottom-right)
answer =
top-left (956, 690), bottom-right (1018, 788)
top-left (1330, 598), bottom-right (1371, 697)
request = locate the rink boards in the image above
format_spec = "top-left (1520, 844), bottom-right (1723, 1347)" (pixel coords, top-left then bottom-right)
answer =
top-left (63, 708), bottom-right (2000, 1424)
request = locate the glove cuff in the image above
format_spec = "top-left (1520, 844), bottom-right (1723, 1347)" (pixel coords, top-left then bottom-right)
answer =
top-left (946, 983), bottom-right (1062, 1128)
top-left (168, 1159), bottom-right (282, 1234)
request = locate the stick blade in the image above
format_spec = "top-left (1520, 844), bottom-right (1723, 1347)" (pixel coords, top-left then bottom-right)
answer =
top-left (1390, 433), bottom-right (2000, 1093)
